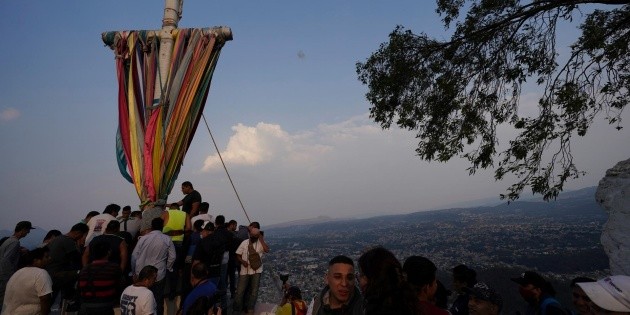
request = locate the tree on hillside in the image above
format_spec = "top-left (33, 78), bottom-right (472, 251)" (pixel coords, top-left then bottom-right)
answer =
top-left (356, 1), bottom-right (630, 201)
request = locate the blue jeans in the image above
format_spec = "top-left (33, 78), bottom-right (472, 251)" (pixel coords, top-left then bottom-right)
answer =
top-left (233, 273), bottom-right (261, 312)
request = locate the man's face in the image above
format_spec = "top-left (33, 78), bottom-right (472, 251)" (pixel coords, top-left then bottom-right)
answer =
top-left (122, 209), bottom-right (131, 219)
top-left (469, 296), bottom-right (499, 315)
top-left (18, 228), bottom-right (31, 238)
top-left (326, 263), bottom-right (355, 306)
top-left (181, 185), bottom-right (191, 194)
top-left (573, 286), bottom-right (592, 315)
top-left (518, 284), bottom-right (541, 303)
top-left (453, 277), bottom-right (466, 292)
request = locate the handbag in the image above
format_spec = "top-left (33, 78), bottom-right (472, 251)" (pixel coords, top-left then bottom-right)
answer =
top-left (248, 241), bottom-right (262, 270)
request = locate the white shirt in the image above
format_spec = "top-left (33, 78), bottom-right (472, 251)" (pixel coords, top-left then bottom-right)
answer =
top-left (85, 213), bottom-right (116, 245)
top-left (120, 284), bottom-right (156, 315)
top-left (191, 213), bottom-right (213, 227)
top-left (235, 239), bottom-right (265, 275)
top-left (1, 267), bottom-right (52, 315)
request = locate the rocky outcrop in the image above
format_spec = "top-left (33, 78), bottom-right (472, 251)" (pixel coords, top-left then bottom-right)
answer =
top-left (596, 158), bottom-right (630, 276)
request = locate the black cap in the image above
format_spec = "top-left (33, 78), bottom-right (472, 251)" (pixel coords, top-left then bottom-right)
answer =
top-left (511, 271), bottom-right (547, 288)
top-left (465, 282), bottom-right (503, 309)
top-left (16, 221), bottom-right (35, 231)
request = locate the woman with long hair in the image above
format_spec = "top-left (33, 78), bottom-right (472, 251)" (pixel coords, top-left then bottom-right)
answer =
top-left (357, 247), bottom-right (422, 315)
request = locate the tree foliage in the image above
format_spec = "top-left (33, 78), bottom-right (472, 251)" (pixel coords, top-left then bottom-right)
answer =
top-left (356, 0), bottom-right (630, 200)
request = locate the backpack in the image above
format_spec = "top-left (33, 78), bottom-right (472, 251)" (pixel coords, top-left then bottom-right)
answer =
top-left (248, 241), bottom-right (262, 270)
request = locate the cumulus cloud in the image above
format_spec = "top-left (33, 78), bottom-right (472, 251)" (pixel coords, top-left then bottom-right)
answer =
top-left (0, 108), bottom-right (20, 122)
top-left (202, 122), bottom-right (333, 171)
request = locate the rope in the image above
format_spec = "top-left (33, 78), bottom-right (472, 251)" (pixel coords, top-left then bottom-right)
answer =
top-left (201, 114), bottom-right (252, 224)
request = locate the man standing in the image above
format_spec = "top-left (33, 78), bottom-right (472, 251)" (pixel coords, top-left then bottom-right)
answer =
top-left (233, 222), bottom-right (270, 315)
top-left (82, 220), bottom-right (128, 272)
top-left (577, 275), bottom-right (630, 315)
top-left (120, 265), bottom-right (158, 315)
top-left (161, 203), bottom-right (191, 300)
top-left (467, 282), bottom-right (503, 315)
top-left (511, 271), bottom-right (567, 315)
top-left (191, 202), bottom-right (213, 227)
top-left (85, 204), bottom-right (121, 245)
top-left (450, 264), bottom-right (477, 315)
top-left (1, 247), bottom-right (53, 315)
top-left (46, 223), bottom-right (90, 311)
top-left (140, 199), bottom-right (167, 235)
top-left (178, 181), bottom-right (202, 217)
top-left (0, 220), bottom-right (34, 306)
top-left (181, 262), bottom-right (218, 315)
top-left (403, 256), bottom-right (449, 315)
top-left (309, 255), bottom-right (363, 315)
top-left (132, 218), bottom-right (175, 315)
top-left (117, 205), bottom-right (132, 222)
top-left (78, 242), bottom-right (121, 315)
top-left (227, 219), bottom-right (239, 298)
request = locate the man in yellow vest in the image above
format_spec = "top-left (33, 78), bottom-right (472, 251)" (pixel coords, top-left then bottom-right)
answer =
top-left (161, 203), bottom-right (191, 302)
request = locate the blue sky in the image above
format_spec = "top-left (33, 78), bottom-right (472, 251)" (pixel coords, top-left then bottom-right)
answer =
top-left (1, 1), bottom-right (628, 231)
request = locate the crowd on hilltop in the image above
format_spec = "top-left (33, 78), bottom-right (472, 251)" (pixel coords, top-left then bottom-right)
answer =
top-left (0, 180), bottom-right (629, 315)
top-left (0, 181), bottom-right (270, 315)
top-left (282, 249), bottom-right (629, 315)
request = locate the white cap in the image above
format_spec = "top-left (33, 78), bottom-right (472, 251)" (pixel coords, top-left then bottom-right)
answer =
top-left (578, 276), bottom-right (630, 312)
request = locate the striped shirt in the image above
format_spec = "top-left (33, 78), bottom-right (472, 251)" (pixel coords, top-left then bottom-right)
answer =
top-left (78, 260), bottom-right (122, 304)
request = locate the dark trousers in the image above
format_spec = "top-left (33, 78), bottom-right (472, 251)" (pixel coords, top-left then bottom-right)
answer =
top-left (79, 303), bottom-right (115, 315)
top-left (227, 258), bottom-right (238, 296)
top-left (150, 278), bottom-right (166, 315)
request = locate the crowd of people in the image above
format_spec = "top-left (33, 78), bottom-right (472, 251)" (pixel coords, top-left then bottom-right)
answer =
top-left (0, 180), bottom-right (629, 315)
top-left (0, 181), bottom-right (269, 315)
top-left (279, 248), bottom-right (629, 315)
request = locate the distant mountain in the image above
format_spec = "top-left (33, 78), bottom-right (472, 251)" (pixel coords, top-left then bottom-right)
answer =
top-left (268, 186), bottom-right (602, 231)
top-left (266, 216), bottom-right (334, 229)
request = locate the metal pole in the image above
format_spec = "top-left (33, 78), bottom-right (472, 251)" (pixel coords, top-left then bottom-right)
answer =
top-left (153, 0), bottom-right (183, 106)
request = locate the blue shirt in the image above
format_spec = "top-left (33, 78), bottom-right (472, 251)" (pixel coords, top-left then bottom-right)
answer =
top-left (182, 279), bottom-right (218, 315)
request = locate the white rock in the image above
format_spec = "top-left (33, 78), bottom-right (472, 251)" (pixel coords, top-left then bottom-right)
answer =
top-left (596, 158), bottom-right (630, 275)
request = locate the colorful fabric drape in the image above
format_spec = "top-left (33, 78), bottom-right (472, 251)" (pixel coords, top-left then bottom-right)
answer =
top-left (103, 28), bottom-right (229, 202)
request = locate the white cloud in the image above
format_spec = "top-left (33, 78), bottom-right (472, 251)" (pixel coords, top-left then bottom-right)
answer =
top-left (0, 108), bottom-right (20, 122)
top-left (202, 122), bottom-right (333, 171)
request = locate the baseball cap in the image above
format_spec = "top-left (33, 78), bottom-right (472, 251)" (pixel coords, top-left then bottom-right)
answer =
top-left (16, 221), bottom-right (35, 231)
top-left (511, 271), bottom-right (547, 288)
top-left (578, 276), bottom-right (630, 312)
top-left (466, 282), bottom-right (503, 309)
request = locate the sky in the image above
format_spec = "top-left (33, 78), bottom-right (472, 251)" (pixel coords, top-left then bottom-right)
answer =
top-left (0, 1), bottom-right (628, 231)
